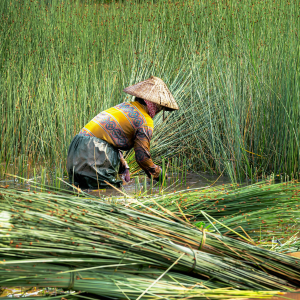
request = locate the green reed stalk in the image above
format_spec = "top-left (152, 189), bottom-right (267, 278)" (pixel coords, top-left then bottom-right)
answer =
top-left (162, 157), bottom-right (165, 177)
top-left (41, 168), bottom-right (46, 192)
top-left (180, 158), bottom-right (184, 186)
top-left (143, 175), bottom-right (147, 193)
top-left (135, 177), bottom-right (140, 195)
top-left (184, 157), bottom-right (187, 186)
top-left (172, 157), bottom-right (175, 183)
top-left (150, 175), bottom-right (153, 194)
top-left (140, 180), bottom-right (300, 244)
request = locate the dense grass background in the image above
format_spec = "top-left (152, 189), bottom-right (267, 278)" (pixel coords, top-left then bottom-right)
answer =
top-left (0, 0), bottom-right (299, 182)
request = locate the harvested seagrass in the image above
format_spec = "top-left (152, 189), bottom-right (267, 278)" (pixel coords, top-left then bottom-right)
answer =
top-left (0, 187), bottom-right (300, 295)
top-left (139, 181), bottom-right (300, 241)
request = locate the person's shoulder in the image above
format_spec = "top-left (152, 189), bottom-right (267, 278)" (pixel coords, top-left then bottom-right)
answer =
top-left (127, 101), bottom-right (154, 128)
top-left (144, 116), bottom-right (153, 128)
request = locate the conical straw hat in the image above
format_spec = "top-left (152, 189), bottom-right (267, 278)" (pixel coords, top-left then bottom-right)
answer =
top-left (123, 76), bottom-right (179, 111)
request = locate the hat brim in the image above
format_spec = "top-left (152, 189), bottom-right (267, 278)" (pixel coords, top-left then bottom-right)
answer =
top-left (123, 76), bottom-right (179, 111)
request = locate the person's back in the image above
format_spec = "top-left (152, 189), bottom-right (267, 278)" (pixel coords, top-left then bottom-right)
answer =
top-left (79, 101), bottom-right (153, 151)
top-left (78, 100), bottom-right (159, 180)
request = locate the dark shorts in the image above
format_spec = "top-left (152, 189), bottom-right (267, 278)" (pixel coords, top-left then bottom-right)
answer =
top-left (66, 134), bottom-right (122, 189)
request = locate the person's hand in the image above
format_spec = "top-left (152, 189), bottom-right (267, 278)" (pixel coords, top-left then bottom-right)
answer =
top-left (154, 167), bottom-right (167, 182)
top-left (122, 168), bottom-right (130, 183)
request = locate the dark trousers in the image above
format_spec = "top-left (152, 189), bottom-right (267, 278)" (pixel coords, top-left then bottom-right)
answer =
top-left (67, 134), bottom-right (122, 189)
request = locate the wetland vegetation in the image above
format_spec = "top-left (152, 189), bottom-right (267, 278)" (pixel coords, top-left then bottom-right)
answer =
top-left (0, 2), bottom-right (300, 297)
top-left (0, 0), bottom-right (299, 185)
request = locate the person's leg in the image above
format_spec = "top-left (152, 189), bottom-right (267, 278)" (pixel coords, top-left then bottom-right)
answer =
top-left (67, 135), bottom-right (122, 189)
top-left (88, 137), bottom-right (122, 188)
top-left (66, 135), bottom-right (82, 187)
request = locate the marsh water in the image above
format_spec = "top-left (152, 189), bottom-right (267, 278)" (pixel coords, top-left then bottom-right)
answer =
top-left (78, 171), bottom-right (232, 197)
top-left (0, 161), bottom-right (232, 197)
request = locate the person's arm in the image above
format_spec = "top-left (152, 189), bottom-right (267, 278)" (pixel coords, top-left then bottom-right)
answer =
top-left (133, 127), bottom-right (161, 179)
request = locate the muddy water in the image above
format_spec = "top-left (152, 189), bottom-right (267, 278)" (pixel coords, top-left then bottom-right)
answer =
top-left (87, 171), bottom-right (232, 197)
top-left (0, 169), bottom-right (231, 197)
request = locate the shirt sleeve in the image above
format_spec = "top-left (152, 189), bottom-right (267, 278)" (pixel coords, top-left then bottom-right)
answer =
top-left (133, 126), bottom-right (161, 178)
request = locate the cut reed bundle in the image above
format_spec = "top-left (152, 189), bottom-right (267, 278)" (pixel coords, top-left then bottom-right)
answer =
top-left (0, 186), bottom-right (299, 295)
top-left (139, 180), bottom-right (300, 241)
top-left (0, 261), bottom-right (282, 300)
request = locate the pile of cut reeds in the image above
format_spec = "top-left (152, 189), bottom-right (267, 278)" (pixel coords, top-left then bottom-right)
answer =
top-left (0, 187), bottom-right (299, 299)
top-left (139, 180), bottom-right (300, 243)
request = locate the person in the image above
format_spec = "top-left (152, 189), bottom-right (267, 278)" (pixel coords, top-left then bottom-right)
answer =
top-left (66, 76), bottom-right (179, 189)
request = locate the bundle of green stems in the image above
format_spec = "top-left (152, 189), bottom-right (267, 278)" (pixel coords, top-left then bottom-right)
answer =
top-left (0, 186), bottom-right (299, 299)
top-left (139, 180), bottom-right (300, 243)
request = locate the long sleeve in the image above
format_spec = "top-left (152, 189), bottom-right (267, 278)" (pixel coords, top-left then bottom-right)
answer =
top-left (134, 126), bottom-right (161, 178)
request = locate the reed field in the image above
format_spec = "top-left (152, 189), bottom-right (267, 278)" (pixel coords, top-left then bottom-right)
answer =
top-left (0, 0), bottom-right (299, 182)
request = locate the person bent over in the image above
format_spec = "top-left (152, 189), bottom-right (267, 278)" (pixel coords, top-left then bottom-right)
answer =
top-left (67, 76), bottom-right (179, 189)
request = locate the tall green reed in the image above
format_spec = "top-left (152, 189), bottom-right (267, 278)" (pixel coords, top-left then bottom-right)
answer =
top-left (0, 0), bottom-right (299, 184)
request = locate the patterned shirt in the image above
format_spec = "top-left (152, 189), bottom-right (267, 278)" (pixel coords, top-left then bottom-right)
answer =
top-left (79, 101), bottom-right (160, 178)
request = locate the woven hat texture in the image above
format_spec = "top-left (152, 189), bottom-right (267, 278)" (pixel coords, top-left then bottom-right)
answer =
top-left (123, 76), bottom-right (179, 110)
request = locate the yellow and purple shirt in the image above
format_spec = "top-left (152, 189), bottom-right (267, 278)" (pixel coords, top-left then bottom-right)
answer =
top-left (79, 101), bottom-right (160, 178)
